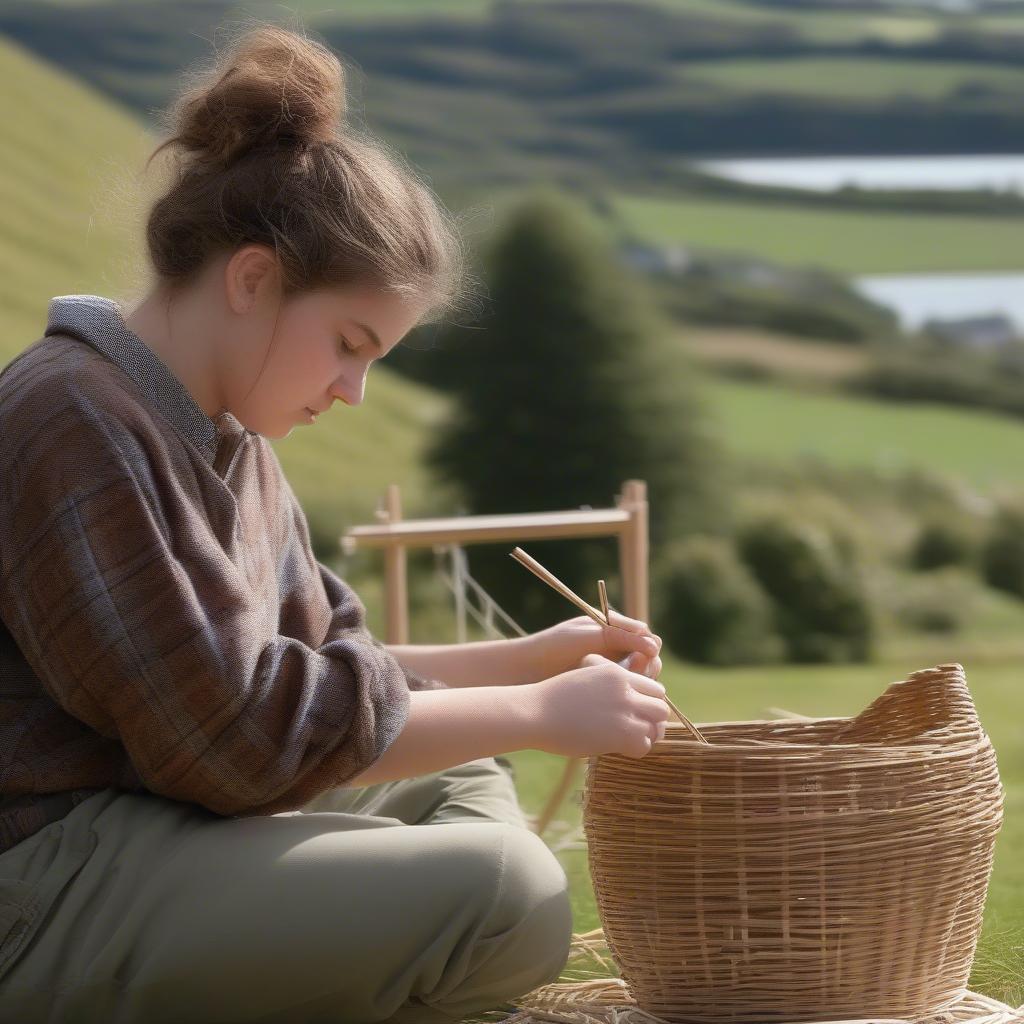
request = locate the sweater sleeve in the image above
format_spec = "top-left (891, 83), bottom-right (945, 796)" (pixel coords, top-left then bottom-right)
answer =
top-left (0, 410), bottom-right (411, 817)
top-left (315, 558), bottom-right (449, 692)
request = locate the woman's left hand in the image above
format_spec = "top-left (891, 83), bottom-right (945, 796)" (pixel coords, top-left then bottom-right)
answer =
top-left (532, 612), bottom-right (663, 680)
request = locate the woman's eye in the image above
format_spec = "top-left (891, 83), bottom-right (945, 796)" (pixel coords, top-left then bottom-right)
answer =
top-left (339, 334), bottom-right (357, 354)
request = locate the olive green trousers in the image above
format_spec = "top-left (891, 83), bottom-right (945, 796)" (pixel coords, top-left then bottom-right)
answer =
top-left (0, 756), bottom-right (573, 1023)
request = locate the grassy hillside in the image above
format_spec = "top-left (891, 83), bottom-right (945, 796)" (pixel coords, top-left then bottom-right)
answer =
top-left (283, 0), bottom-right (1024, 51)
top-left (686, 55), bottom-right (1024, 99)
top-left (707, 376), bottom-right (1024, 490)
top-left (9, 0), bottom-right (1024, 290)
top-left (0, 34), bottom-right (152, 346)
top-left (10, 0), bottom-right (1024, 182)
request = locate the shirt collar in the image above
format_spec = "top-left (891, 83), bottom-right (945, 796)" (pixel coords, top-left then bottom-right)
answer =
top-left (45, 293), bottom-right (228, 465)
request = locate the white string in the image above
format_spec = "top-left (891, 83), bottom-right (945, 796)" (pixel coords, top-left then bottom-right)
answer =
top-left (434, 544), bottom-right (529, 639)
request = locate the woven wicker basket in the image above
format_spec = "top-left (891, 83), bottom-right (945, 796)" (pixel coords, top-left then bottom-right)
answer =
top-left (582, 663), bottom-right (1006, 1024)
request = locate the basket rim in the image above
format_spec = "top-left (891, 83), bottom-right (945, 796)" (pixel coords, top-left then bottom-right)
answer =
top-left (646, 717), bottom-right (992, 755)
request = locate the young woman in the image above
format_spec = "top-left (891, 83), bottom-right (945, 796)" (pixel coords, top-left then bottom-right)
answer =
top-left (0, 23), bottom-right (668, 1024)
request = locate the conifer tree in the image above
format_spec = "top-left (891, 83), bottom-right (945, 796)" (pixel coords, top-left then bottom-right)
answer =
top-left (426, 188), bottom-right (726, 632)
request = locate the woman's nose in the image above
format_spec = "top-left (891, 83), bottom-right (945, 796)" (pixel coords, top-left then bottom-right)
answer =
top-left (332, 370), bottom-right (367, 407)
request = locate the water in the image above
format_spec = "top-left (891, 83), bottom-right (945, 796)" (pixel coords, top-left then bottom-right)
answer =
top-left (854, 272), bottom-right (1024, 332)
top-left (694, 154), bottom-right (1024, 194)
top-left (689, 152), bottom-right (1024, 330)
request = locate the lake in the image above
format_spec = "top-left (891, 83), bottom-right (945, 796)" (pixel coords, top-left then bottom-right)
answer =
top-left (855, 273), bottom-right (1024, 332)
top-left (694, 154), bottom-right (1024, 194)
top-left (691, 153), bottom-right (1024, 332)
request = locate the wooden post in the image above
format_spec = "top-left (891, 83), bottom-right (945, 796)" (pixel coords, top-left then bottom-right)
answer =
top-left (383, 484), bottom-right (409, 644)
top-left (533, 480), bottom-right (649, 842)
top-left (617, 479), bottom-right (649, 622)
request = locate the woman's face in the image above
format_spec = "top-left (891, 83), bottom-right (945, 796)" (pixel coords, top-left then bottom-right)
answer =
top-left (220, 248), bottom-right (423, 438)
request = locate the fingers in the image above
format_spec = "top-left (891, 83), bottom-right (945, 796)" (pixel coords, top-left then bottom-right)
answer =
top-left (607, 609), bottom-right (652, 634)
top-left (636, 692), bottom-right (671, 721)
top-left (646, 715), bottom-right (667, 745)
top-left (625, 651), bottom-right (663, 679)
top-left (626, 672), bottom-right (667, 701)
top-left (629, 712), bottom-right (668, 757)
top-left (612, 629), bottom-right (658, 657)
top-left (606, 611), bottom-right (662, 654)
top-left (638, 699), bottom-right (670, 755)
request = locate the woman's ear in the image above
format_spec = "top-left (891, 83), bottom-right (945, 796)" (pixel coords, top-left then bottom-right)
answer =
top-left (225, 244), bottom-right (280, 315)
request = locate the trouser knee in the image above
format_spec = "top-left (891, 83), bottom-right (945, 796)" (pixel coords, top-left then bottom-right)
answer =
top-left (476, 824), bottom-right (574, 994)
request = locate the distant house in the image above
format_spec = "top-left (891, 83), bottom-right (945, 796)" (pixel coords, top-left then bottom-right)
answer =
top-left (619, 242), bottom-right (692, 275)
top-left (923, 314), bottom-right (1018, 349)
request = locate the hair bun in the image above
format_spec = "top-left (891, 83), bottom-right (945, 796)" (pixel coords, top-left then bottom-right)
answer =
top-left (165, 25), bottom-right (347, 168)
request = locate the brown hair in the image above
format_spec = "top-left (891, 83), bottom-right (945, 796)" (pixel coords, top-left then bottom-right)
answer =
top-left (140, 21), bottom-right (473, 327)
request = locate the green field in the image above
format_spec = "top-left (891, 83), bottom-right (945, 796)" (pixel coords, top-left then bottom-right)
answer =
top-left (247, 0), bottom-right (1024, 49)
top-left (40, 0), bottom-right (1005, 48)
top-left (614, 193), bottom-right (1024, 274)
top-left (504, 656), bottom-right (1024, 1009)
top-left (705, 377), bottom-right (1024, 491)
top-left (686, 56), bottom-right (1024, 100)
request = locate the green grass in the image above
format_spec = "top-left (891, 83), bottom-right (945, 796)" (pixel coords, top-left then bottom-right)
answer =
top-left (613, 193), bottom-right (1024, 274)
top-left (706, 377), bottom-right (1024, 491)
top-left (505, 656), bottom-right (1024, 1009)
top-left (0, 34), bottom-right (154, 348)
top-left (686, 56), bottom-right (1024, 100)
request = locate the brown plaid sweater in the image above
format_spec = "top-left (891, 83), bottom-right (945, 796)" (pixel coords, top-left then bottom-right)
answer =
top-left (0, 294), bottom-right (444, 855)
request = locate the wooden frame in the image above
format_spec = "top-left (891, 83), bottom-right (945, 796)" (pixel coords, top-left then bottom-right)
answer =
top-left (341, 479), bottom-right (649, 643)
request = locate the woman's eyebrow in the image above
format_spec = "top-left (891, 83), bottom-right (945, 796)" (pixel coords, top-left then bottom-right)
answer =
top-left (349, 320), bottom-right (383, 353)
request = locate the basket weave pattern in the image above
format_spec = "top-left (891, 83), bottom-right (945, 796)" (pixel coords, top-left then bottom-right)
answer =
top-left (582, 664), bottom-right (1006, 1024)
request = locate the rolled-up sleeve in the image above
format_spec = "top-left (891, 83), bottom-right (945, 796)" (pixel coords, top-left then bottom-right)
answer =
top-left (0, 415), bottom-right (412, 816)
top-left (316, 559), bottom-right (449, 692)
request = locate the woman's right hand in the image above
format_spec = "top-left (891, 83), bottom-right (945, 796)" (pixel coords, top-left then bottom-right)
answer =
top-left (529, 652), bottom-right (671, 759)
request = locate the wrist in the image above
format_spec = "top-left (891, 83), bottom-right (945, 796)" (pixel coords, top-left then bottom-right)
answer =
top-left (513, 681), bottom-right (552, 751)
top-left (520, 628), bottom-right (562, 683)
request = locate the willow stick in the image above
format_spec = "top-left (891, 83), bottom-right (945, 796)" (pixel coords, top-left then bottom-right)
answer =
top-left (509, 547), bottom-right (709, 743)
top-left (510, 547), bottom-right (608, 628)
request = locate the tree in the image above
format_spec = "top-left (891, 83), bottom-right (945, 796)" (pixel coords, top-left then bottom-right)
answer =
top-left (425, 187), bottom-right (726, 632)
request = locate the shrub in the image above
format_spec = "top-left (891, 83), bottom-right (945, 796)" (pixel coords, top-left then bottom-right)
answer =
top-left (652, 536), bottom-right (784, 666)
top-left (895, 571), bottom-right (975, 634)
top-left (737, 515), bottom-right (875, 663)
top-left (909, 519), bottom-right (977, 571)
top-left (981, 506), bottom-right (1024, 599)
